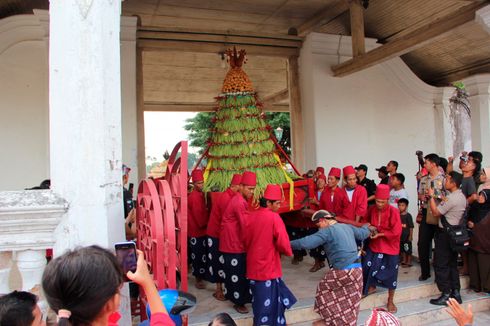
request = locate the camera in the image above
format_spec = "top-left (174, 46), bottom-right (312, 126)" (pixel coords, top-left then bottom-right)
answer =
top-left (415, 150), bottom-right (423, 157)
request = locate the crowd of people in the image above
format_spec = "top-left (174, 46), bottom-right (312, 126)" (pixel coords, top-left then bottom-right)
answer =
top-left (186, 152), bottom-right (490, 325)
top-left (1, 151), bottom-right (489, 326)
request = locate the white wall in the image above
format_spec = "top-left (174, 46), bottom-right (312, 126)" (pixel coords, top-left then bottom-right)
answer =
top-left (0, 12), bottom-right (138, 190)
top-left (299, 33), bottom-right (453, 253)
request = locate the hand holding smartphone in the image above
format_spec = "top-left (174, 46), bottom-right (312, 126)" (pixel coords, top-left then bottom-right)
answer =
top-left (115, 241), bottom-right (137, 282)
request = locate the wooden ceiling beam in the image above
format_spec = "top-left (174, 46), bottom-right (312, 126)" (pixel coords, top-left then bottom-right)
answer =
top-left (262, 88), bottom-right (289, 105)
top-left (430, 58), bottom-right (490, 86)
top-left (331, 2), bottom-right (487, 77)
top-left (349, 0), bottom-right (365, 57)
top-left (137, 28), bottom-right (302, 57)
top-left (296, 0), bottom-right (349, 37)
top-left (144, 101), bottom-right (289, 112)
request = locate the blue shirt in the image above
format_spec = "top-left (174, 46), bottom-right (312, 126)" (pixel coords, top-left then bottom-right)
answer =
top-left (290, 223), bottom-right (370, 269)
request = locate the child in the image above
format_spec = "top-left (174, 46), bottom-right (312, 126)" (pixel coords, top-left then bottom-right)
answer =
top-left (397, 198), bottom-right (414, 267)
top-left (42, 245), bottom-right (174, 326)
top-left (0, 291), bottom-right (45, 326)
top-left (389, 173), bottom-right (409, 207)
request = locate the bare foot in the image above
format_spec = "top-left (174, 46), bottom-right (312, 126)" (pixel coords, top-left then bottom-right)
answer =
top-left (212, 292), bottom-right (226, 301)
top-left (195, 278), bottom-right (206, 289)
top-left (234, 304), bottom-right (248, 314)
top-left (387, 301), bottom-right (398, 313)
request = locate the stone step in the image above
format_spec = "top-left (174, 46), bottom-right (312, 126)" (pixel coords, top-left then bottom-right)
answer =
top-left (188, 275), bottom-right (471, 326)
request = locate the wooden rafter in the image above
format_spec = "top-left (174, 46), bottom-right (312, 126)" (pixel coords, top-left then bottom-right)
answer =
top-left (262, 88), bottom-right (289, 105)
top-left (297, 0), bottom-right (349, 37)
top-left (143, 101), bottom-right (289, 112)
top-left (332, 2), bottom-right (487, 77)
top-left (430, 58), bottom-right (490, 86)
top-left (349, 0), bottom-right (365, 57)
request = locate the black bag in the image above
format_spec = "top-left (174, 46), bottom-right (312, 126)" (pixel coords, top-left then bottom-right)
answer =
top-left (441, 215), bottom-right (470, 252)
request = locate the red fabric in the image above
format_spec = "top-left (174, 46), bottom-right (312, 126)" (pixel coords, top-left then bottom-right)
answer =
top-left (191, 169), bottom-right (204, 182)
top-left (319, 186), bottom-right (345, 216)
top-left (316, 167), bottom-right (325, 174)
top-left (340, 185), bottom-right (368, 222)
top-left (187, 189), bottom-right (209, 237)
top-left (282, 210), bottom-right (316, 228)
top-left (150, 313), bottom-right (175, 326)
top-left (241, 171), bottom-right (257, 186)
top-left (343, 165), bottom-right (356, 176)
top-left (244, 207), bottom-right (292, 280)
top-left (264, 184), bottom-right (282, 201)
top-left (219, 192), bottom-right (249, 253)
top-left (366, 205), bottom-right (402, 255)
top-left (375, 184), bottom-right (390, 200)
top-left (317, 174), bottom-right (327, 182)
top-left (207, 188), bottom-right (235, 238)
top-left (231, 174), bottom-right (242, 185)
top-left (328, 167), bottom-right (341, 178)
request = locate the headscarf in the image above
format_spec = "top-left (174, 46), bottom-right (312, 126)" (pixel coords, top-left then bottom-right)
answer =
top-left (477, 167), bottom-right (490, 192)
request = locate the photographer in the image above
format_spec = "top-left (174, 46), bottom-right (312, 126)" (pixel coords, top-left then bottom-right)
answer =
top-left (428, 172), bottom-right (466, 306)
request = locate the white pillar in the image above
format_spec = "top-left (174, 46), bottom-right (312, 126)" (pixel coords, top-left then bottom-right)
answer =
top-left (49, 0), bottom-right (125, 251)
top-left (463, 74), bottom-right (490, 160)
top-left (434, 87), bottom-right (455, 158)
top-left (0, 251), bottom-right (12, 294)
top-left (15, 250), bottom-right (46, 291)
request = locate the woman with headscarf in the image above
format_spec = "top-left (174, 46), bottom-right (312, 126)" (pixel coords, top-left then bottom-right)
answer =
top-left (468, 167), bottom-right (490, 293)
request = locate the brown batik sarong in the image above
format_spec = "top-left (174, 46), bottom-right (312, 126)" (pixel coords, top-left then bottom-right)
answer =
top-left (314, 267), bottom-right (363, 326)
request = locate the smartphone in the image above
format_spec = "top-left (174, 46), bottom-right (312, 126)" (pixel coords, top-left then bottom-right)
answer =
top-left (115, 241), bottom-right (137, 282)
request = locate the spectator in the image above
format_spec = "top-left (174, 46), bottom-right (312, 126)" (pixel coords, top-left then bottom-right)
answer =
top-left (356, 164), bottom-right (376, 205)
top-left (42, 246), bottom-right (173, 325)
top-left (386, 160), bottom-right (399, 186)
top-left (460, 157), bottom-right (478, 276)
top-left (290, 210), bottom-right (373, 326)
top-left (417, 153), bottom-right (445, 281)
top-left (206, 174), bottom-right (242, 301)
top-left (428, 171), bottom-right (466, 305)
top-left (389, 173), bottom-right (409, 208)
top-left (208, 313), bottom-right (237, 326)
top-left (0, 291), bottom-right (45, 326)
top-left (188, 169), bottom-right (210, 290)
top-left (376, 166), bottom-right (389, 185)
top-left (244, 184), bottom-right (296, 326)
top-left (398, 198), bottom-right (414, 267)
top-left (362, 184), bottom-right (402, 313)
top-left (122, 164), bottom-right (134, 219)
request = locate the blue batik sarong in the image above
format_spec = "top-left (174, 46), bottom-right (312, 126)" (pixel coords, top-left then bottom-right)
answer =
top-left (250, 278), bottom-right (297, 326)
top-left (362, 247), bottom-right (400, 295)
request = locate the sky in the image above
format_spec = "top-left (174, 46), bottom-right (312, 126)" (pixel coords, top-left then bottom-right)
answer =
top-left (144, 111), bottom-right (198, 162)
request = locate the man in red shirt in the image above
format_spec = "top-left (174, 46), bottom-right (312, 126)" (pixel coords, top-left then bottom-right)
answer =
top-left (188, 169), bottom-right (210, 289)
top-left (362, 184), bottom-right (402, 313)
top-left (319, 167), bottom-right (344, 215)
top-left (244, 184), bottom-right (296, 326)
top-left (219, 171), bottom-right (256, 314)
top-left (340, 165), bottom-right (368, 223)
top-left (206, 174), bottom-right (242, 301)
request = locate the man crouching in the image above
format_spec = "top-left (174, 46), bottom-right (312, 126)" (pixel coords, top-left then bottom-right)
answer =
top-left (290, 210), bottom-right (374, 326)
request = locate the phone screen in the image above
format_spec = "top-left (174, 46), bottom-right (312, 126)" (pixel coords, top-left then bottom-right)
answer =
top-left (115, 241), bottom-right (137, 281)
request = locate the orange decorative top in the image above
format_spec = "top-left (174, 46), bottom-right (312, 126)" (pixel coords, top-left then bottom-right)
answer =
top-left (221, 47), bottom-right (254, 93)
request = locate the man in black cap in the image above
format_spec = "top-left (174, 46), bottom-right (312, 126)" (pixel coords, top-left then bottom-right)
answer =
top-left (356, 164), bottom-right (376, 205)
top-left (376, 166), bottom-right (389, 185)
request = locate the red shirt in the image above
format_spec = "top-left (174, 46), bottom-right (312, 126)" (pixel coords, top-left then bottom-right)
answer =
top-left (319, 186), bottom-right (345, 216)
top-left (339, 185), bottom-right (368, 222)
top-left (207, 188), bottom-right (235, 238)
top-left (366, 205), bottom-right (402, 255)
top-left (244, 207), bottom-right (292, 280)
top-left (187, 189), bottom-right (209, 238)
top-left (219, 192), bottom-right (248, 253)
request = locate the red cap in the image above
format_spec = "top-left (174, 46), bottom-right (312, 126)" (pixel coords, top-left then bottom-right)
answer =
top-left (343, 165), bottom-right (356, 176)
top-left (231, 174), bottom-right (242, 185)
top-left (328, 167), bottom-right (341, 178)
top-left (191, 169), bottom-right (204, 182)
top-left (241, 171), bottom-right (256, 186)
top-left (375, 184), bottom-right (390, 200)
top-left (264, 184), bottom-right (282, 201)
top-left (316, 167), bottom-right (325, 174)
top-left (317, 174), bottom-right (327, 182)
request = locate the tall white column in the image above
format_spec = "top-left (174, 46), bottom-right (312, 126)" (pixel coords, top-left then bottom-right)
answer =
top-left (463, 75), bottom-right (490, 160)
top-left (434, 87), bottom-right (456, 158)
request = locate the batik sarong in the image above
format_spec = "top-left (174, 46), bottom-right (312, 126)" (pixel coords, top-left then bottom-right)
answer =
top-left (250, 278), bottom-right (297, 326)
top-left (362, 247), bottom-right (400, 295)
top-left (314, 267), bottom-right (363, 326)
top-left (222, 252), bottom-right (251, 305)
top-left (206, 236), bottom-right (224, 283)
top-left (189, 236), bottom-right (207, 279)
